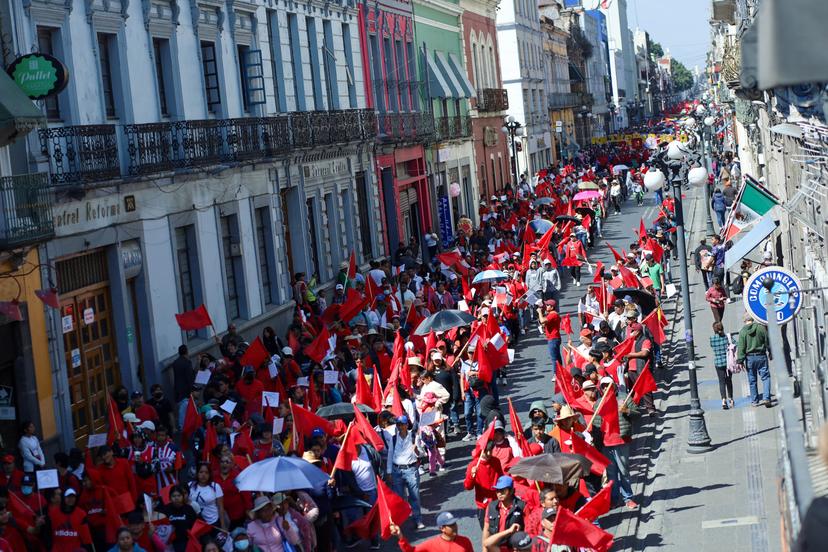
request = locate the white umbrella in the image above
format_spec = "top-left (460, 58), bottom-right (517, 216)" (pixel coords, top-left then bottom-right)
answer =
top-left (612, 164), bottom-right (630, 174)
top-left (472, 269), bottom-right (509, 285)
top-left (235, 456), bottom-right (329, 493)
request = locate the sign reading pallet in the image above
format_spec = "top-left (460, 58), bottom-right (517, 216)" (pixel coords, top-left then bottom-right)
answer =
top-left (743, 266), bottom-right (803, 325)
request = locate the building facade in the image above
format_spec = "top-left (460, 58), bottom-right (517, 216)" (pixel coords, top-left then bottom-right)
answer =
top-left (582, 9), bottom-right (610, 137)
top-left (7, 0), bottom-right (378, 447)
top-left (461, 0), bottom-right (511, 200)
top-left (603, 0), bottom-right (634, 129)
top-left (497, 0), bottom-right (552, 178)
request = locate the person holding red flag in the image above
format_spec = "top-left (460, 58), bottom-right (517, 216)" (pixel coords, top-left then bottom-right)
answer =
top-left (463, 441), bottom-right (504, 528)
top-left (389, 511), bottom-right (474, 552)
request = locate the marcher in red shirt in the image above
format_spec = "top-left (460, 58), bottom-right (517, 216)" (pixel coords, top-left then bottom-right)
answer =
top-left (0, 455), bottom-right (22, 493)
top-left (77, 473), bottom-right (107, 551)
top-left (131, 390), bottom-right (160, 424)
top-left (463, 441), bottom-right (504, 527)
top-left (538, 300), bottom-right (562, 368)
top-left (390, 511), bottom-right (474, 552)
top-left (47, 488), bottom-right (91, 552)
top-left (93, 445), bottom-right (138, 502)
top-left (236, 367), bottom-right (264, 417)
top-left (213, 453), bottom-right (251, 526)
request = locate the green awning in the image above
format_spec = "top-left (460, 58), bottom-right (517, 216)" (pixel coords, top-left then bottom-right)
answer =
top-left (435, 52), bottom-right (463, 98)
top-left (426, 53), bottom-right (453, 99)
top-left (0, 71), bottom-right (44, 147)
top-left (447, 53), bottom-right (476, 98)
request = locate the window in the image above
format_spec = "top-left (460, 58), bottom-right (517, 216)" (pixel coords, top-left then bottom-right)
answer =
top-left (37, 27), bottom-right (61, 120)
top-left (341, 24), bottom-right (357, 108)
top-left (201, 41), bottom-right (221, 113)
top-left (306, 17), bottom-right (323, 110)
top-left (355, 171), bottom-right (373, 261)
top-left (306, 199), bottom-right (320, 279)
top-left (220, 215), bottom-right (244, 321)
top-left (287, 14), bottom-right (305, 110)
top-left (396, 40), bottom-right (408, 110)
top-left (238, 45), bottom-right (251, 112)
top-left (97, 33), bottom-right (117, 118)
top-left (471, 42), bottom-right (480, 91)
top-left (255, 207), bottom-right (277, 306)
top-left (406, 41), bottom-right (418, 110)
top-left (152, 38), bottom-right (172, 117)
top-left (175, 226), bottom-right (200, 340)
top-left (369, 34), bottom-right (384, 111)
top-left (322, 20), bottom-right (339, 110)
top-left (266, 11), bottom-right (285, 112)
top-left (383, 38), bottom-right (397, 112)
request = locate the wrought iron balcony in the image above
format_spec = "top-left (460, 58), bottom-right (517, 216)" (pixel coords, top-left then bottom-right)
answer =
top-left (0, 172), bottom-right (54, 250)
top-left (39, 125), bottom-right (120, 185)
top-left (477, 88), bottom-right (509, 112)
top-left (41, 109), bottom-right (377, 182)
top-left (435, 115), bottom-right (472, 142)
top-left (376, 111), bottom-right (436, 144)
top-left (547, 91), bottom-right (594, 110)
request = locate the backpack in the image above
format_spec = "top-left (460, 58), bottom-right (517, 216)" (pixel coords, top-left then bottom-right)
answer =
top-left (726, 334), bottom-right (743, 374)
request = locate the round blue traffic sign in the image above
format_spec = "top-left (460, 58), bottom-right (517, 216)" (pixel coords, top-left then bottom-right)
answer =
top-left (743, 266), bottom-right (803, 325)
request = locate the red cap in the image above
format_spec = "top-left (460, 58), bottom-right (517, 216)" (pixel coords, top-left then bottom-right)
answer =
top-left (1, 454), bottom-right (14, 464)
top-left (579, 328), bottom-right (592, 338)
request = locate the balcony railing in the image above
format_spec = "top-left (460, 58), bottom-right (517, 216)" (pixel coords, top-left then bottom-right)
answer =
top-left (40, 109), bottom-right (376, 183)
top-left (477, 88), bottom-right (509, 112)
top-left (0, 172), bottom-right (54, 250)
top-left (435, 115), bottom-right (472, 142)
top-left (376, 111), bottom-right (436, 144)
top-left (547, 91), bottom-right (594, 110)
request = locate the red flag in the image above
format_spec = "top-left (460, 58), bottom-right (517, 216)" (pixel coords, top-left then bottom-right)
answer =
top-left (383, 384), bottom-right (405, 418)
top-left (180, 396), bottom-right (200, 452)
top-left (475, 339), bottom-right (495, 383)
top-left (240, 336), bottom-right (269, 368)
top-left (107, 396), bottom-right (126, 446)
top-left (290, 400), bottom-right (336, 436)
top-left (425, 330), bottom-right (438, 355)
top-left (593, 387), bottom-right (624, 446)
top-left (643, 237), bottom-right (664, 263)
top-left (461, 277), bottom-right (474, 302)
top-left (550, 504), bottom-right (614, 552)
top-left (347, 250), bottom-right (357, 282)
top-left (508, 398), bottom-right (533, 457)
top-left (638, 218), bottom-right (646, 239)
top-left (174, 304), bottom-right (213, 331)
top-left (536, 225), bottom-right (555, 252)
top-left (472, 420), bottom-right (497, 459)
top-left (354, 362), bottom-right (374, 409)
top-left (592, 260), bottom-right (605, 283)
top-left (203, 423), bottom-right (218, 460)
top-left (630, 362), bottom-right (657, 404)
top-left (523, 222), bottom-right (537, 243)
top-left (405, 303), bottom-right (424, 331)
top-left (560, 429), bottom-right (610, 476)
top-left (560, 314), bottom-right (573, 335)
top-left (305, 326), bottom-right (333, 364)
top-left (340, 288), bottom-right (368, 323)
top-left (346, 503), bottom-right (380, 540)
top-left (575, 482), bottom-right (613, 522)
top-left (233, 426), bottom-right (255, 456)
top-left (353, 402), bottom-right (384, 451)
top-left (333, 423), bottom-right (367, 472)
top-left (617, 265), bottom-right (641, 289)
top-left (436, 250), bottom-right (462, 267)
top-left (613, 335), bottom-right (636, 360)
top-left (35, 288), bottom-right (60, 308)
top-left (375, 476), bottom-right (412, 539)
top-left (484, 314), bottom-right (511, 369)
top-left (606, 242), bottom-right (624, 263)
top-left (307, 373), bottom-right (321, 412)
top-left (185, 519), bottom-right (214, 552)
top-left (642, 309), bottom-right (666, 345)
top-left (101, 487), bottom-right (132, 543)
top-left (371, 369), bottom-right (384, 414)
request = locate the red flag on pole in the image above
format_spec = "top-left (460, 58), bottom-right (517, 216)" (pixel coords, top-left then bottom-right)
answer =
top-left (638, 218), bottom-right (647, 240)
top-left (630, 362), bottom-right (657, 404)
top-left (559, 428), bottom-right (610, 476)
top-left (375, 476), bottom-right (412, 539)
top-left (174, 304), bottom-right (213, 331)
top-left (549, 504), bottom-right (614, 552)
top-left (107, 396), bottom-right (126, 446)
top-left (606, 242), bottom-right (624, 263)
top-left (240, 337), bottom-right (269, 368)
top-left (346, 504), bottom-right (380, 540)
top-left (642, 309), bottom-right (667, 345)
top-left (353, 402), bottom-right (384, 451)
top-left (371, 369), bottom-right (384, 414)
top-left (508, 398), bottom-right (533, 457)
top-left (203, 423), bottom-right (218, 460)
top-left (593, 386), bottom-right (624, 446)
top-left (340, 288), bottom-right (368, 323)
top-left (560, 314), bottom-right (573, 336)
top-left (613, 335), bottom-right (636, 360)
top-left (618, 265), bottom-right (641, 289)
top-left (305, 326), bottom-right (333, 364)
top-left (333, 423), bottom-right (366, 472)
top-left (472, 420), bottom-right (497, 459)
top-left (354, 362), bottom-right (374, 410)
top-left (290, 400), bottom-right (336, 436)
top-left (347, 250), bottom-right (357, 282)
top-left (575, 482), bottom-right (614, 522)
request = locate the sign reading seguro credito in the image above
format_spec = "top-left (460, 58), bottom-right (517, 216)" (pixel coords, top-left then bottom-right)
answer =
top-left (6, 53), bottom-right (69, 99)
top-left (743, 266), bottom-right (803, 325)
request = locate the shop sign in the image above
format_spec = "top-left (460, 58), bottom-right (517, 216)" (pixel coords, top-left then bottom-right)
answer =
top-left (61, 315), bottom-right (73, 333)
top-left (437, 196), bottom-right (452, 248)
top-left (0, 386), bottom-right (12, 406)
top-left (121, 240), bottom-right (143, 279)
top-left (0, 407), bottom-right (15, 420)
top-left (83, 308), bottom-right (94, 325)
top-left (71, 348), bottom-right (81, 368)
top-left (743, 266), bottom-right (803, 325)
top-left (6, 53), bottom-right (69, 99)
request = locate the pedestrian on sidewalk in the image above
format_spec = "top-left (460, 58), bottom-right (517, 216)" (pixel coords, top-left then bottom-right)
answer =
top-left (694, 237), bottom-right (713, 289)
top-left (711, 188), bottom-right (727, 227)
top-left (709, 322), bottom-right (734, 409)
top-left (736, 314), bottom-right (772, 407)
top-left (538, 300), bottom-right (562, 368)
top-left (705, 277), bottom-right (728, 323)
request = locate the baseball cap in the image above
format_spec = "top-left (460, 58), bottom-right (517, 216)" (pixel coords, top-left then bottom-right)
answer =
top-left (395, 415), bottom-right (410, 426)
top-left (64, 488), bottom-right (77, 497)
top-left (436, 512), bottom-right (459, 527)
top-left (582, 380), bottom-right (597, 390)
top-left (335, 283), bottom-right (344, 290)
top-left (493, 419), bottom-right (505, 431)
top-left (543, 507), bottom-right (558, 519)
top-left (311, 428), bottom-right (326, 437)
top-left (492, 475), bottom-right (514, 490)
top-left (282, 347), bottom-right (293, 356)
top-left (1, 454), bottom-right (14, 464)
top-left (509, 532), bottom-right (535, 551)
top-left (579, 328), bottom-right (592, 338)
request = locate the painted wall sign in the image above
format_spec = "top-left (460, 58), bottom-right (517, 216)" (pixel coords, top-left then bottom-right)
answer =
top-left (743, 266), bottom-right (803, 325)
top-left (6, 53), bottom-right (69, 99)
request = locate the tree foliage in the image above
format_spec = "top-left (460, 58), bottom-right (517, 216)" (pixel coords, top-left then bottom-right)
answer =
top-left (648, 38), bottom-right (664, 60)
top-left (670, 58), bottom-right (694, 92)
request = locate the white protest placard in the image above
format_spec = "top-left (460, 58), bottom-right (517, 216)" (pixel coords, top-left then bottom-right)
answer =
top-left (508, 349), bottom-right (515, 363)
top-left (419, 410), bottom-right (441, 427)
top-left (268, 356), bottom-right (280, 378)
top-left (323, 370), bottom-right (339, 385)
top-left (272, 417), bottom-right (285, 434)
top-left (36, 469), bottom-right (59, 489)
top-left (262, 391), bottom-right (280, 408)
top-left (296, 377), bottom-right (309, 387)
top-left (457, 300), bottom-right (469, 313)
top-left (194, 370), bottom-right (211, 386)
top-left (220, 400), bottom-right (237, 414)
top-left (666, 283), bottom-right (677, 298)
top-left (87, 433), bottom-right (108, 448)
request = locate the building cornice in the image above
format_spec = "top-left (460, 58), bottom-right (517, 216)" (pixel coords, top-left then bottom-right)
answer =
top-left (415, 0), bottom-right (463, 17)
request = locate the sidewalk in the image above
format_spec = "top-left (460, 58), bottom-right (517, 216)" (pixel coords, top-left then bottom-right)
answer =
top-left (614, 187), bottom-right (783, 551)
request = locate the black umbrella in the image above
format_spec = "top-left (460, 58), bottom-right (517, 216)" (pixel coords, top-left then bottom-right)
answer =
top-left (613, 287), bottom-right (657, 315)
top-left (574, 206), bottom-right (593, 217)
top-left (315, 402), bottom-right (375, 421)
top-left (532, 197), bottom-right (555, 208)
top-left (414, 309), bottom-right (476, 336)
top-left (528, 219), bottom-right (554, 235)
top-left (507, 453), bottom-right (591, 486)
top-left (555, 215), bottom-right (580, 224)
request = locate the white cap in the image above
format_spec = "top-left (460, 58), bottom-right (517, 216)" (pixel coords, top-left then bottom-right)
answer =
top-left (282, 347), bottom-right (293, 356)
top-left (335, 283), bottom-right (344, 290)
top-left (138, 420), bottom-right (156, 432)
top-left (123, 413), bottom-right (140, 423)
top-left (431, 351), bottom-right (444, 360)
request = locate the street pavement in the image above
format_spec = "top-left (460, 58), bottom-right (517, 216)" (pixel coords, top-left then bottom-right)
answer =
top-left (357, 187), bottom-right (784, 551)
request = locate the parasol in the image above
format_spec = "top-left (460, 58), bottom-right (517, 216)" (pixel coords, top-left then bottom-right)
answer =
top-left (472, 269), bottom-right (509, 285)
top-left (573, 190), bottom-right (602, 202)
top-left (528, 219), bottom-right (554, 235)
top-left (508, 453), bottom-right (591, 486)
top-left (577, 181), bottom-right (600, 190)
top-left (612, 287), bottom-right (657, 315)
top-left (235, 456), bottom-right (330, 493)
top-left (414, 309), bottom-right (476, 335)
top-left (316, 402), bottom-right (375, 421)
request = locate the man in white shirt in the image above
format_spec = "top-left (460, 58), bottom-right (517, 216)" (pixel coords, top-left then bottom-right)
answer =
top-left (368, 260), bottom-right (386, 287)
top-left (386, 416), bottom-right (424, 529)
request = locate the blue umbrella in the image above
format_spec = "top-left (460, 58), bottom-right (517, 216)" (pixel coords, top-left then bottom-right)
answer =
top-left (235, 456), bottom-right (330, 493)
top-left (528, 219), bottom-right (554, 235)
top-left (472, 269), bottom-right (509, 285)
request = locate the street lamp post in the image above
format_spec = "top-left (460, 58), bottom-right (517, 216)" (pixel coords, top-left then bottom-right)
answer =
top-left (665, 155), bottom-right (714, 454)
top-left (502, 116), bottom-right (522, 187)
top-left (696, 106), bottom-right (717, 235)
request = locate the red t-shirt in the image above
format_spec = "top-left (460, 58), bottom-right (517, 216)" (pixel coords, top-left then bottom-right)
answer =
top-left (543, 312), bottom-right (561, 340)
top-left (135, 403), bottom-right (159, 423)
top-left (48, 506), bottom-right (91, 552)
top-left (397, 534), bottom-right (475, 552)
top-left (94, 457), bottom-right (137, 501)
top-left (236, 378), bottom-right (264, 417)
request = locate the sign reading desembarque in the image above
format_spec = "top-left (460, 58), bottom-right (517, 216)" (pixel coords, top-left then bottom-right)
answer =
top-left (6, 53), bottom-right (69, 99)
top-left (743, 266), bottom-right (803, 325)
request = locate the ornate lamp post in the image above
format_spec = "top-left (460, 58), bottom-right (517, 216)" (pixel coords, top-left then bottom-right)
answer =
top-left (502, 115), bottom-right (523, 187)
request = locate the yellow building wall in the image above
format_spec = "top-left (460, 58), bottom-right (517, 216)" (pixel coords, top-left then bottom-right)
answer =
top-left (0, 249), bottom-right (56, 440)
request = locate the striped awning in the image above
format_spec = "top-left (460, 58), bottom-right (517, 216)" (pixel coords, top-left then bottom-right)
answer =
top-left (447, 53), bottom-right (476, 97)
top-left (426, 54), bottom-right (453, 99)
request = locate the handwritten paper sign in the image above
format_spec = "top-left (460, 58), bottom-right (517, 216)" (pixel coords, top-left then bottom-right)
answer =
top-left (36, 469), bottom-right (59, 489)
top-left (296, 377), bottom-right (309, 387)
top-left (323, 370), bottom-right (339, 385)
top-left (262, 391), bottom-right (280, 408)
top-left (87, 433), bottom-right (108, 448)
top-left (220, 400), bottom-right (237, 414)
top-left (508, 349), bottom-right (515, 363)
top-left (272, 417), bottom-right (285, 434)
top-left (194, 370), bottom-right (211, 386)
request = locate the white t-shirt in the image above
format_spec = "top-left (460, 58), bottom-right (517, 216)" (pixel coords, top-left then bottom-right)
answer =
top-left (351, 448), bottom-right (377, 492)
top-left (189, 482), bottom-right (223, 524)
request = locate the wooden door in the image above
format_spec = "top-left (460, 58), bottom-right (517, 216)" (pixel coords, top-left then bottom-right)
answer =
top-left (61, 284), bottom-right (119, 443)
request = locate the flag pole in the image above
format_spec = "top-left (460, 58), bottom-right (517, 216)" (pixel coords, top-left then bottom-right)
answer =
top-left (586, 381), bottom-right (614, 432)
top-left (328, 421), bottom-right (354, 480)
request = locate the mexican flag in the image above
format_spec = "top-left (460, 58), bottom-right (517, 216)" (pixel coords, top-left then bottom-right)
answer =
top-left (721, 175), bottom-right (779, 241)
